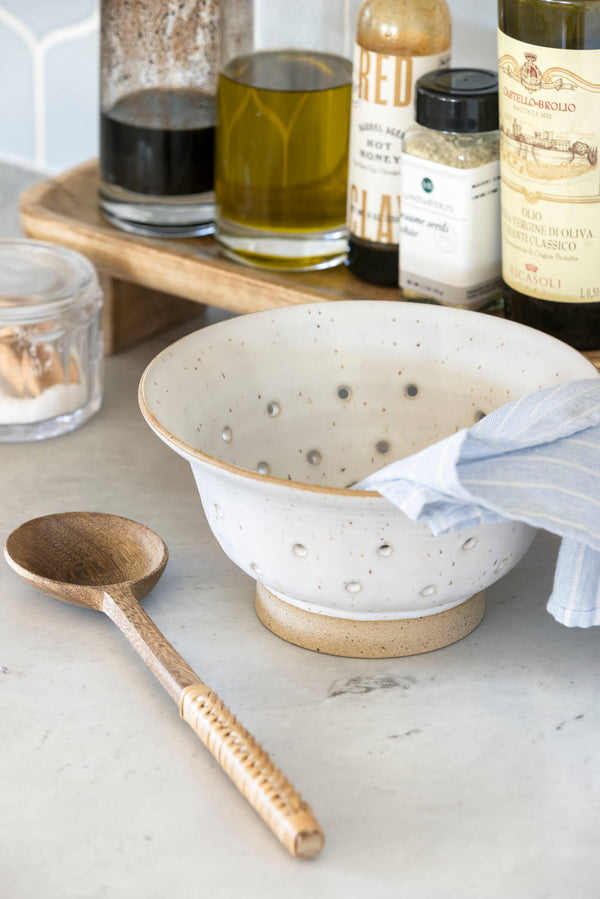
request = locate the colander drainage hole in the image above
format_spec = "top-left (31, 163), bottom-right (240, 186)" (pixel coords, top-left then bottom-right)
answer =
top-left (307, 450), bottom-right (322, 465)
top-left (376, 440), bottom-right (390, 455)
top-left (404, 384), bottom-right (419, 398)
top-left (222, 426), bottom-right (233, 442)
top-left (337, 385), bottom-right (352, 401)
top-left (377, 543), bottom-right (393, 557)
top-left (474, 410), bottom-right (486, 422)
top-left (345, 581), bottom-right (362, 594)
top-left (420, 585), bottom-right (437, 597)
top-left (257, 461), bottom-right (270, 475)
top-left (462, 537), bottom-right (478, 551)
top-left (251, 563), bottom-right (262, 576)
top-left (293, 544), bottom-right (308, 558)
top-left (214, 505), bottom-right (223, 520)
top-left (267, 401), bottom-right (280, 417)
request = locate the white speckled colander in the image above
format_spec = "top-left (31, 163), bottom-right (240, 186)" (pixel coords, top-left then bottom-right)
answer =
top-left (139, 301), bottom-right (596, 657)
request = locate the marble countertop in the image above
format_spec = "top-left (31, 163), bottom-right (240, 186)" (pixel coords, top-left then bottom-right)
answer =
top-left (1, 163), bottom-right (599, 899)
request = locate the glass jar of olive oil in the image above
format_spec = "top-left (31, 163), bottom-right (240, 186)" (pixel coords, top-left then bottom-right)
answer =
top-left (214, 1), bottom-right (356, 271)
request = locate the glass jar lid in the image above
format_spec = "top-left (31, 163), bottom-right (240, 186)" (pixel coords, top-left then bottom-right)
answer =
top-left (415, 68), bottom-right (499, 134)
top-left (0, 239), bottom-right (101, 323)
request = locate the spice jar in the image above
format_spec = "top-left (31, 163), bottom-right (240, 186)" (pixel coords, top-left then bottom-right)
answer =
top-left (399, 68), bottom-right (501, 309)
top-left (0, 240), bottom-right (103, 442)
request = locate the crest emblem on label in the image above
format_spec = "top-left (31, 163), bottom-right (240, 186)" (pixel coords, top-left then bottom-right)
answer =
top-left (520, 52), bottom-right (543, 91)
top-left (499, 48), bottom-right (580, 94)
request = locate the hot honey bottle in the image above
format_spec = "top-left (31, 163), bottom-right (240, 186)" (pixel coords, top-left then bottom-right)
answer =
top-left (498, 0), bottom-right (600, 350)
top-left (346, 0), bottom-right (451, 285)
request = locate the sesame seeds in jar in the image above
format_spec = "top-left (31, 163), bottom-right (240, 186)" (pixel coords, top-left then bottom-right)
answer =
top-left (399, 68), bottom-right (502, 310)
top-left (403, 127), bottom-right (499, 170)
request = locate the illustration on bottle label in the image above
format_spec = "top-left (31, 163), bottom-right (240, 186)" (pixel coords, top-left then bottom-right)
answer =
top-left (347, 46), bottom-right (450, 245)
top-left (498, 32), bottom-right (600, 303)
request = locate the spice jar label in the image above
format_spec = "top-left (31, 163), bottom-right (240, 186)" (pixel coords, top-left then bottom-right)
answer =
top-left (347, 47), bottom-right (450, 245)
top-left (498, 31), bottom-right (600, 304)
top-left (399, 156), bottom-right (501, 306)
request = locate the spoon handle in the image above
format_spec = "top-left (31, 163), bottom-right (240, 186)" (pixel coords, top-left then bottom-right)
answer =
top-left (103, 588), bottom-right (324, 858)
top-left (179, 683), bottom-right (324, 859)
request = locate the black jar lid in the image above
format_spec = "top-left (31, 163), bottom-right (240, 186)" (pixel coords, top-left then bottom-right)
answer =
top-left (415, 68), bottom-right (499, 133)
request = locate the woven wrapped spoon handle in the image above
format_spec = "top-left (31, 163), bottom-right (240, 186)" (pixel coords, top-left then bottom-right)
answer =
top-left (102, 588), bottom-right (324, 858)
top-left (179, 684), bottom-right (324, 858)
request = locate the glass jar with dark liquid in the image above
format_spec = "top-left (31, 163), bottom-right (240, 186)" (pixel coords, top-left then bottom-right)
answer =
top-left (215, 1), bottom-right (355, 270)
top-left (99, 0), bottom-right (252, 238)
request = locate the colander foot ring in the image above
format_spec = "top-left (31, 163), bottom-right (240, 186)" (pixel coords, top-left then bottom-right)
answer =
top-left (254, 584), bottom-right (485, 659)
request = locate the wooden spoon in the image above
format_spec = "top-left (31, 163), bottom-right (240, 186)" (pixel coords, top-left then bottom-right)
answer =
top-left (4, 511), bottom-right (324, 859)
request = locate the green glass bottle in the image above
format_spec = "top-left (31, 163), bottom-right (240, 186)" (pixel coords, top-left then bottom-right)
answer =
top-left (498, 0), bottom-right (600, 350)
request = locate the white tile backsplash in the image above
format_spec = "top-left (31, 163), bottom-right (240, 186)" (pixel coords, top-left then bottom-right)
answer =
top-left (0, 20), bottom-right (35, 162)
top-left (44, 25), bottom-right (98, 172)
top-left (0, 0), bottom-right (96, 37)
top-left (0, 1), bottom-right (98, 172)
top-left (0, 0), bottom-right (497, 176)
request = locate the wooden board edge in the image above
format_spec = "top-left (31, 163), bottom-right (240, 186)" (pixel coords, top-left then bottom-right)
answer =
top-left (18, 163), bottom-right (339, 314)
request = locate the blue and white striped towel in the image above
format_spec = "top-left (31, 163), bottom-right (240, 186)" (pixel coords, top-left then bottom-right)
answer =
top-left (356, 378), bottom-right (600, 627)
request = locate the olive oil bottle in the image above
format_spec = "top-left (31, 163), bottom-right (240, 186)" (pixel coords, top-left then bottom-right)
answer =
top-left (346, 0), bottom-right (451, 285)
top-left (498, 0), bottom-right (600, 350)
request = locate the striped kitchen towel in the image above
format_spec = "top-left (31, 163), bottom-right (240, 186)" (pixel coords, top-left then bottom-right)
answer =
top-left (356, 378), bottom-right (600, 627)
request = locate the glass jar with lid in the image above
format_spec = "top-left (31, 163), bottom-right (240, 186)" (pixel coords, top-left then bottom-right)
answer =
top-left (0, 240), bottom-right (103, 442)
top-left (399, 68), bottom-right (501, 309)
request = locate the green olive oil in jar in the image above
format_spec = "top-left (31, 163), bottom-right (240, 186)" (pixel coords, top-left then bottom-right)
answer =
top-left (215, 49), bottom-right (352, 270)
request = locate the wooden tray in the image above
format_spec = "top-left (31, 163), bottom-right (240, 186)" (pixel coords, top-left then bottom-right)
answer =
top-left (19, 160), bottom-right (394, 353)
top-left (19, 159), bottom-right (600, 369)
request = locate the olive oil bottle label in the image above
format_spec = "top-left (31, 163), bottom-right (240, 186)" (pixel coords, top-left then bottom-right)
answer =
top-left (399, 156), bottom-right (501, 307)
top-left (498, 31), bottom-right (600, 303)
top-left (347, 46), bottom-right (450, 245)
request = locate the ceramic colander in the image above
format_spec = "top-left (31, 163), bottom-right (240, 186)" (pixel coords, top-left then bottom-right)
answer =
top-left (139, 301), bottom-right (596, 657)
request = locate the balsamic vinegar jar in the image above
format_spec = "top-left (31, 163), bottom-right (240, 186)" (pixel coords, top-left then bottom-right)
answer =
top-left (498, 0), bottom-right (600, 350)
top-left (98, 0), bottom-right (251, 239)
top-left (99, 0), bottom-right (220, 237)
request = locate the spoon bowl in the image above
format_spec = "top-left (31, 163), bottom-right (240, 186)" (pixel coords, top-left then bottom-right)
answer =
top-left (5, 511), bottom-right (168, 609)
top-left (4, 511), bottom-right (324, 858)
